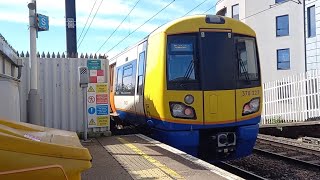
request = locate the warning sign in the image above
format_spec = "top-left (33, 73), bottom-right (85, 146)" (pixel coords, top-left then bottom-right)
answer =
top-left (96, 84), bottom-right (107, 93)
top-left (96, 105), bottom-right (108, 115)
top-left (86, 59), bottom-right (110, 129)
top-left (88, 96), bottom-right (95, 103)
top-left (97, 116), bottom-right (109, 126)
top-left (97, 76), bottom-right (105, 83)
top-left (88, 86), bottom-right (95, 92)
top-left (96, 94), bottom-right (108, 104)
top-left (89, 118), bottom-right (96, 125)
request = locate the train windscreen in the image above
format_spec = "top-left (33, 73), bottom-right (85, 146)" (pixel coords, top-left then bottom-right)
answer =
top-left (166, 32), bottom-right (260, 90)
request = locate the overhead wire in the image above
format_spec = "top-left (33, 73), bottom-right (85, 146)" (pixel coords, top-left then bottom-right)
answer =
top-left (240, 0), bottom-right (293, 20)
top-left (203, 6), bottom-right (215, 14)
top-left (181, 0), bottom-right (209, 17)
top-left (78, 0), bottom-right (104, 50)
top-left (106, 0), bottom-right (175, 54)
top-left (95, 0), bottom-right (142, 54)
top-left (77, 0), bottom-right (98, 45)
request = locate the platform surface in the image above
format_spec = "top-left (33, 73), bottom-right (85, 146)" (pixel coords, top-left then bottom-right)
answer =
top-left (82, 134), bottom-right (242, 180)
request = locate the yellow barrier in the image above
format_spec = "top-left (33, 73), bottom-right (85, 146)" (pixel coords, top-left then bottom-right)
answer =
top-left (0, 119), bottom-right (92, 180)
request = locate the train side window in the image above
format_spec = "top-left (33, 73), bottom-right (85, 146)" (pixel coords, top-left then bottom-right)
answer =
top-left (137, 51), bottom-right (145, 95)
top-left (122, 64), bottom-right (134, 95)
top-left (115, 67), bottom-right (122, 95)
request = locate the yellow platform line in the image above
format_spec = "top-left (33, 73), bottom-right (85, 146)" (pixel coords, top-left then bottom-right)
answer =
top-left (117, 137), bottom-right (185, 180)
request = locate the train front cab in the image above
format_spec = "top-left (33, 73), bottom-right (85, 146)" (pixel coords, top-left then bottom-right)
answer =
top-left (144, 15), bottom-right (262, 161)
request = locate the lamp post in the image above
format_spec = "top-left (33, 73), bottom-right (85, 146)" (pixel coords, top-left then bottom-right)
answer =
top-left (27, 0), bottom-right (41, 125)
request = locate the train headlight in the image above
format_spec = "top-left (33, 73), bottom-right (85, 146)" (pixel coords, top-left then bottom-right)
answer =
top-left (242, 97), bottom-right (260, 116)
top-left (184, 95), bottom-right (194, 105)
top-left (170, 102), bottom-right (196, 119)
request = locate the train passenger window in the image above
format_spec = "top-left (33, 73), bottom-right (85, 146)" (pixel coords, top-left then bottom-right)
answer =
top-left (115, 67), bottom-right (122, 95)
top-left (167, 35), bottom-right (198, 82)
top-left (137, 52), bottom-right (145, 95)
top-left (115, 61), bottom-right (137, 96)
top-left (235, 37), bottom-right (259, 81)
top-left (122, 64), bottom-right (134, 95)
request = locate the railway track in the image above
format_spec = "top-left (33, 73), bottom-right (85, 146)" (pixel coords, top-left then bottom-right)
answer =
top-left (214, 162), bottom-right (267, 180)
top-left (256, 134), bottom-right (320, 169)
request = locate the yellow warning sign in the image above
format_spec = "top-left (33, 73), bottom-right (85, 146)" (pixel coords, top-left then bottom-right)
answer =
top-left (88, 86), bottom-right (95, 92)
top-left (96, 84), bottom-right (107, 93)
top-left (97, 116), bottom-right (109, 126)
top-left (89, 119), bottom-right (96, 125)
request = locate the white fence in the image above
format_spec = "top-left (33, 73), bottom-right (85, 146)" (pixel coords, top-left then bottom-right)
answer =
top-left (20, 56), bottom-right (108, 133)
top-left (262, 70), bottom-right (320, 124)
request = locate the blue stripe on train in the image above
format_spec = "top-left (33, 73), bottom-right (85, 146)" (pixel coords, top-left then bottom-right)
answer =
top-left (116, 109), bottom-right (260, 131)
top-left (116, 109), bottom-right (260, 159)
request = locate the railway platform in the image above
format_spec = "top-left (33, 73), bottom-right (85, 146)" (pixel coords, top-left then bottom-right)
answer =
top-left (81, 134), bottom-right (242, 180)
top-left (259, 120), bottom-right (320, 138)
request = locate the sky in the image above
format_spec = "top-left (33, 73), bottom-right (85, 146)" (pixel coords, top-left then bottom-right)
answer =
top-left (0, 0), bottom-right (217, 58)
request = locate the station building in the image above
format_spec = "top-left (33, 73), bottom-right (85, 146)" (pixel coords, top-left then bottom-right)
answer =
top-left (215, 0), bottom-right (312, 83)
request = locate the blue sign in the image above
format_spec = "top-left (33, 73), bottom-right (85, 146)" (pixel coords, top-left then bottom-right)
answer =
top-left (96, 105), bottom-right (108, 115)
top-left (37, 14), bottom-right (49, 31)
top-left (171, 44), bottom-right (193, 52)
top-left (88, 107), bottom-right (96, 115)
top-left (87, 60), bottom-right (101, 70)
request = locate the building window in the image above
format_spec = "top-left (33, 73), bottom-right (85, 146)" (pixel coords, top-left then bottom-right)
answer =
top-left (308, 6), bottom-right (316, 38)
top-left (232, 4), bottom-right (239, 20)
top-left (276, 15), bottom-right (289, 37)
top-left (275, 0), bottom-right (287, 3)
top-left (277, 49), bottom-right (290, 70)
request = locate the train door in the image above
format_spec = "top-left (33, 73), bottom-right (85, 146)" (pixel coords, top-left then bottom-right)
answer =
top-left (134, 42), bottom-right (147, 124)
top-left (198, 29), bottom-right (237, 125)
top-left (114, 51), bottom-right (138, 123)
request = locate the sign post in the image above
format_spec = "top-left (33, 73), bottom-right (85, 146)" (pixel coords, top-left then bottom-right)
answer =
top-left (78, 66), bottom-right (89, 140)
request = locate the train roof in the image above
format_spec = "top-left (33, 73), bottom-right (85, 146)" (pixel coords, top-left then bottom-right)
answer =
top-left (149, 14), bottom-right (256, 37)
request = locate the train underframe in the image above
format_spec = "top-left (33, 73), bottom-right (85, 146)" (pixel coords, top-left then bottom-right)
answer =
top-left (149, 123), bottom-right (259, 161)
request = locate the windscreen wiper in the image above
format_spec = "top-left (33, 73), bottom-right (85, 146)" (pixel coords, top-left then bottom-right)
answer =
top-left (183, 59), bottom-right (194, 80)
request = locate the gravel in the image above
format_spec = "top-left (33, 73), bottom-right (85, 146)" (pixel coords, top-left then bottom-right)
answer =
top-left (226, 153), bottom-right (320, 180)
top-left (255, 142), bottom-right (320, 163)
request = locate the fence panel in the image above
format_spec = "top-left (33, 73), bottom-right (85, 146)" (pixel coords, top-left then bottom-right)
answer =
top-left (20, 57), bottom-right (108, 133)
top-left (262, 70), bottom-right (320, 124)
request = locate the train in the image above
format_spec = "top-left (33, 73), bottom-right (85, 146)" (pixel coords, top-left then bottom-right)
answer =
top-left (108, 15), bottom-right (262, 161)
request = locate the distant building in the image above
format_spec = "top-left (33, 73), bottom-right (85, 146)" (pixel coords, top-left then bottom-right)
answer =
top-left (216, 0), bottom-right (306, 83)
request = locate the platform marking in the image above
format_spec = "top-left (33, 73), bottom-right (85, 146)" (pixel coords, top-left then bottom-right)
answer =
top-left (136, 134), bottom-right (244, 180)
top-left (117, 137), bottom-right (184, 180)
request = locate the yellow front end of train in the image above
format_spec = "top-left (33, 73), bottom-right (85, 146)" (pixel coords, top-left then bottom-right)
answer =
top-left (143, 15), bottom-right (262, 160)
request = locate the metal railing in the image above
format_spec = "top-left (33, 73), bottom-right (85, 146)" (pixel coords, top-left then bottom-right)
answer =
top-left (262, 70), bottom-right (320, 124)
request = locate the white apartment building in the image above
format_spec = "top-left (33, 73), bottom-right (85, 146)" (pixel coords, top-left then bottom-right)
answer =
top-left (305, 0), bottom-right (320, 71)
top-left (216, 0), bottom-right (306, 83)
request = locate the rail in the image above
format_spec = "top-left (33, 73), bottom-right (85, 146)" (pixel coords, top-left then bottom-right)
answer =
top-left (256, 134), bottom-right (320, 169)
top-left (215, 162), bottom-right (267, 180)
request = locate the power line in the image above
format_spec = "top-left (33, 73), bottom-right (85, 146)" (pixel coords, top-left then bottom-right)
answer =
top-left (203, 0), bottom-right (224, 14)
top-left (78, 0), bottom-right (104, 50)
top-left (241, 1), bottom-right (294, 21)
top-left (95, 0), bottom-right (142, 54)
top-left (203, 6), bottom-right (214, 14)
top-left (77, 0), bottom-right (98, 45)
top-left (106, 0), bottom-right (175, 54)
top-left (182, 0), bottom-right (209, 17)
